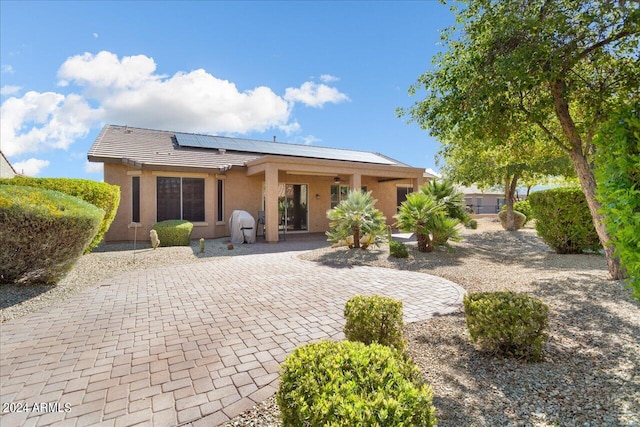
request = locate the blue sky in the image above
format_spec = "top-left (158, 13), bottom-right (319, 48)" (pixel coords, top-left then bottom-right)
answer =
top-left (1, 1), bottom-right (454, 178)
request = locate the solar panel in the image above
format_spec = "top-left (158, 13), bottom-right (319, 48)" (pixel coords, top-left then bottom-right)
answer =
top-left (174, 133), bottom-right (398, 165)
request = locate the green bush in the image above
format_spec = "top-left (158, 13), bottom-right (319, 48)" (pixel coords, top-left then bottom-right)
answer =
top-left (501, 200), bottom-right (533, 225)
top-left (152, 220), bottom-right (193, 246)
top-left (326, 191), bottom-right (387, 249)
top-left (277, 340), bottom-right (437, 427)
top-left (528, 188), bottom-right (601, 254)
top-left (465, 218), bottom-right (478, 229)
top-left (463, 291), bottom-right (549, 362)
top-left (431, 215), bottom-right (462, 246)
top-left (0, 185), bottom-right (104, 285)
top-left (344, 295), bottom-right (405, 352)
top-left (389, 240), bottom-right (409, 258)
top-left (595, 102), bottom-right (640, 300)
top-left (0, 177), bottom-right (120, 252)
top-left (498, 209), bottom-right (527, 230)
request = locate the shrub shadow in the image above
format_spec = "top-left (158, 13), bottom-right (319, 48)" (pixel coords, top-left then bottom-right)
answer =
top-left (405, 277), bottom-right (640, 426)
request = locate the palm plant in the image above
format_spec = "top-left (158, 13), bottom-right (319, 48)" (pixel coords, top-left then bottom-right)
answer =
top-left (420, 179), bottom-right (471, 224)
top-left (326, 191), bottom-right (387, 249)
top-left (394, 192), bottom-right (446, 252)
top-left (431, 215), bottom-right (462, 247)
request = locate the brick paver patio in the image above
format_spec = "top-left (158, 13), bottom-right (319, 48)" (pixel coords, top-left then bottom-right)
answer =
top-left (0, 244), bottom-right (465, 427)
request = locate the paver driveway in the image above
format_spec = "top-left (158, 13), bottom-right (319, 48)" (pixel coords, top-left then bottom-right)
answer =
top-left (0, 249), bottom-right (465, 427)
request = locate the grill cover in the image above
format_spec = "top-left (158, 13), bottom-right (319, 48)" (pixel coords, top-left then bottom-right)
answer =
top-left (229, 210), bottom-right (256, 244)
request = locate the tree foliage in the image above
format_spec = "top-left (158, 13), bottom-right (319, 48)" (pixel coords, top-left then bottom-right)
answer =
top-left (402, 0), bottom-right (640, 278)
top-left (595, 102), bottom-right (640, 299)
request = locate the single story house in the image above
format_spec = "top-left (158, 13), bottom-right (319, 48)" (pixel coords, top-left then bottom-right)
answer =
top-left (459, 184), bottom-right (525, 214)
top-left (88, 125), bottom-right (428, 243)
top-left (0, 151), bottom-right (18, 179)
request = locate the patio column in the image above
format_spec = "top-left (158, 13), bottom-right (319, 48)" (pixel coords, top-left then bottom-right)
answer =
top-left (412, 178), bottom-right (419, 192)
top-left (349, 172), bottom-right (362, 192)
top-left (264, 165), bottom-right (279, 242)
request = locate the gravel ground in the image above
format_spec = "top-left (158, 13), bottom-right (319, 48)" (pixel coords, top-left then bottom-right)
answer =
top-left (227, 218), bottom-right (640, 427)
top-left (1, 218), bottom-right (638, 426)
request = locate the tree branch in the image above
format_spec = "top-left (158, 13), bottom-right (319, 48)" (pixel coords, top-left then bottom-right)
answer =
top-left (564, 26), bottom-right (640, 73)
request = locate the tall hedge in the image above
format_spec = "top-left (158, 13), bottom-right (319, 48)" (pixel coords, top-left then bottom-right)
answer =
top-left (0, 177), bottom-right (120, 252)
top-left (595, 102), bottom-right (640, 300)
top-left (0, 185), bottom-right (104, 285)
top-left (528, 188), bottom-right (601, 254)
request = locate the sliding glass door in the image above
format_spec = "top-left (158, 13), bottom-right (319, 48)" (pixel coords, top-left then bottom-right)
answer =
top-left (279, 184), bottom-right (308, 232)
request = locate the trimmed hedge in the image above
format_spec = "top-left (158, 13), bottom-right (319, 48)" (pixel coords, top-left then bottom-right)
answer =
top-left (277, 340), bottom-right (437, 426)
top-left (464, 291), bottom-right (549, 362)
top-left (152, 220), bottom-right (193, 246)
top-left (0, 177), bottom-right (120, 252)
top-left (595, 102), bottom-right (640, 300)
top-left (498, 209), bottom-right (526, 230)
top-left (389, 240), bottom-right (409, 258)
top-left (528, 188), bottom-right (601, 254)
top-left (501, 200), bottom-right (533, 225)
top-left (344, 295), bottom-right (405, 352)
top-left (0, 185), bottom-right (104, 285)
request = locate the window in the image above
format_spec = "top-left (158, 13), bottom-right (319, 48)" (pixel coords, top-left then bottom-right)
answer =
top-left (157, 177), bottom-right (205, 222)
top-left (132, 176), bottom-right (140, 223)
top-left (396, 186), bottom-right (412, 207)
top-left (217, 179), bottom-right (224, 222)
top-left (330, 185), bottom-right (349, 209)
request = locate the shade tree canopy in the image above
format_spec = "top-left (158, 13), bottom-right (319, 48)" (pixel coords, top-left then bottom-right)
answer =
top-left (401, 0), bottom-right (640, 278)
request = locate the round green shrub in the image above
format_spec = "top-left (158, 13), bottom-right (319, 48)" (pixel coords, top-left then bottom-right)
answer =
top-left (463, 291), bottom-right (549, 362)
top-left (0, 177), bottom-right (120, 252)
top-left (152, 220), bottom-right (194, 246)
top-left (389, 240), bottom-right (409, 258)
top-left (344, 295), bottom-right (405, 352)
top-left (0, 185), bottom-right (104, 285)
top-left (501, 200), bottom-right (533, 225)
top-left (498, 209), bottom-right (527, 230)
top-left (528, 188), bottom-right (601, 254)
top-left (465, 218), bottom-right (478, 229)
top-left (277, 340), bottom-right (437, 427)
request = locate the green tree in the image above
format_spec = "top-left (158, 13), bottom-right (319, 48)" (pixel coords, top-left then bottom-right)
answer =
top-left (402, 0), bottom-right (639, 278)
top-left (326, 191), bottom-right (387, 249)
top-left (394, 192), bottom-right (450, 252)
top-left (595, 102), bottom-right (640, 299)
top-left (437, 127), bottom-right (572, 230)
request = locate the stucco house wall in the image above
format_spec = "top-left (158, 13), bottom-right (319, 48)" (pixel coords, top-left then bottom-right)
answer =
top-left (91, 125), bottom-right (427, 243)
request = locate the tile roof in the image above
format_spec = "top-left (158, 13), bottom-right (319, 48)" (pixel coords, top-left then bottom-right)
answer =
top-left (88, 125), bottom-right (261, 172)
top-left (88, 125), bottom-right (411, 173)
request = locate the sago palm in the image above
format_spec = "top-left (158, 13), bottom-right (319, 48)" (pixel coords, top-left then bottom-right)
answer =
top-left (420, 179), bottom-right (470, 224)
top-left (326, 191), bottom-right (386, 249)
top-left (394, 192), bottom-right (446, 252)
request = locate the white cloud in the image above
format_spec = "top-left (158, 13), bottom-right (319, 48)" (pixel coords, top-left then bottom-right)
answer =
top-left (93, 33), bottom-right (99, 38)
top-left (0, 91), bottom-right (102, 156)
top-left (299, 135), bottom-right (321, 145)
top-left (84, 161), bottom-right (103, 174)
top-left (12, 158), bottom-right (50, 176)
top-left (284, 81), bottom-right (350, 108)
top-left (2, 51), bottom-right (350, 163)
top-left (1, 85), bottom-right (21, 96)
top-left (1, 65), bottom-right (14, 74)
top-left (320, 74), bottom-right (339, 83)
